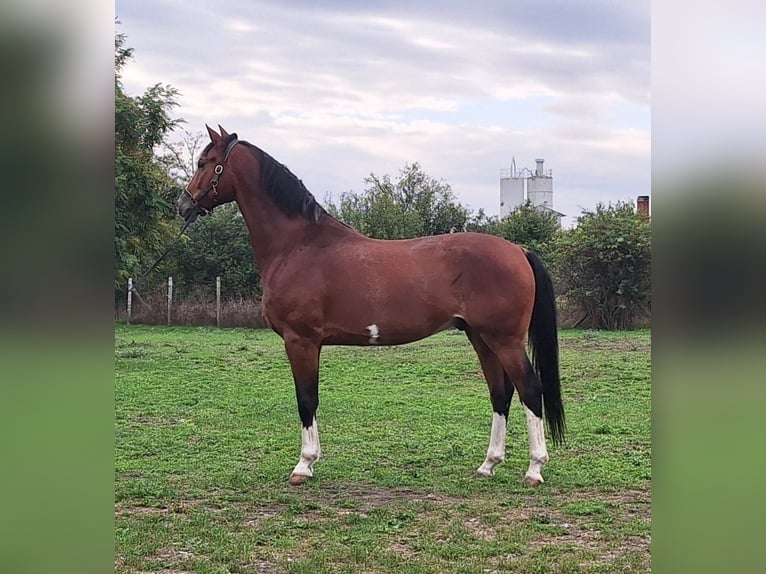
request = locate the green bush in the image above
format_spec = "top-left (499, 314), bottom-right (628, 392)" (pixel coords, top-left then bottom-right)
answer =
top-left (168, 203), bottom-right (262, 299)
top-left (553, 202), bottom-right (650, 329)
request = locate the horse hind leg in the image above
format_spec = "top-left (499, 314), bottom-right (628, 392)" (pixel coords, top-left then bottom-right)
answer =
top-left (520, 380), bottom-right (549, 487)
top-left (467, 327), bottom-right (514, 477)
top-left (481, 334), bottom-right (549, 486)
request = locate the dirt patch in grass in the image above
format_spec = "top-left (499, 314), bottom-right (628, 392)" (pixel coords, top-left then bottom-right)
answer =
top-left (524, 488), bottom-right (651, 569)
top-left (116, 504), bottom-right (171, 516)
top-left (151, 547), bottom-right (194, 562)
top-left (333, 484), bottom-right (649, 566)
top-left (117, 483), bottom-right (650, 573)
top-left (243, 505), bottom-right (289, 526)
top-left (248, 558), bottom-right (279, 573)
top-left (115, 498), bottom-right (223, 517)
top-left (463, 516), bottom-right (503, 541)
top-left (310, 483), bottom-right (471, 509)
top-left (128, 546), bottom-right (196, 574)
top-left (301, 483), bottom-right (649, 513)
top-left (562, 334), bottom-right (651, 354)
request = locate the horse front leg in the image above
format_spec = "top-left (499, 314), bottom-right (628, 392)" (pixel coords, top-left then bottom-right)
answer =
top-left (284, 334), bottom-right (322, 486)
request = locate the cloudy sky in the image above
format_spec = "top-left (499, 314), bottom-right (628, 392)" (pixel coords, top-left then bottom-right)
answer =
top-left (116, 0), bottom-right (649, 227)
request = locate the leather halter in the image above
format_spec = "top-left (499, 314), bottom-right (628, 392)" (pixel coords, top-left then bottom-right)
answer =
top-left (183, 137), bottom-right (240, 215)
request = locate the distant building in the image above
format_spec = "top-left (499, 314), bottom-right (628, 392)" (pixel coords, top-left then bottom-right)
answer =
top-left (636, 195), bottom-right (650, 221)
top-left (500, 158), bottom-right (565, 227)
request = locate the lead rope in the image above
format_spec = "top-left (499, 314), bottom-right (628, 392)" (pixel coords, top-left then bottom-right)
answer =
top-left (119, 214), bottom-right (197, 304)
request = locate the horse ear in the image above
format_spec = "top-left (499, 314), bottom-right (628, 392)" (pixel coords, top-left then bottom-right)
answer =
top-left (206, 124), bottom-right (222, 143)
top-left (218, 125), bottom-right (230, 138)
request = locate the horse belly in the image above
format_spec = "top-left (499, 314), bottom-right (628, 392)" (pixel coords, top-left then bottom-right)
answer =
top-left (322, 279), bottom-right (458, 346)
top-left (322, 317), bottom-right (454, 346)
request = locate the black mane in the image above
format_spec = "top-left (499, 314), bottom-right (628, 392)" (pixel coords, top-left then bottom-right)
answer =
top-left (244, 142), bottom-right (328, 223)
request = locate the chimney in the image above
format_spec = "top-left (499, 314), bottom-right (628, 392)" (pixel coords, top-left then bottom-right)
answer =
top-left (535, 159), bottom-right (544, 176)
top-left (637, 195), bottom-right (650, 219)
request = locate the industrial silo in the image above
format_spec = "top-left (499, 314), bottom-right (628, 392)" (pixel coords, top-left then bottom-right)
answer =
top-left (527, 158), bottom-right (553, 208)
top-left (500, 161), bottom-right (525, 218)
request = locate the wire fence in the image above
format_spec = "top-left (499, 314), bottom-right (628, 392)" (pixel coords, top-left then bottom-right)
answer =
top-left (120, 277), bottom-right (268, 328)
top-left (119, 278), bottom-right (650, 331)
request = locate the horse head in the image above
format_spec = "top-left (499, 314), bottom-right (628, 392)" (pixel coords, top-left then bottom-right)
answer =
top-left (176, 125), bottom-right (240, 223)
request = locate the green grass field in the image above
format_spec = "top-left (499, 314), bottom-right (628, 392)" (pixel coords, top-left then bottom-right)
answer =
top-left (115, 325), bottom-right (651, 573)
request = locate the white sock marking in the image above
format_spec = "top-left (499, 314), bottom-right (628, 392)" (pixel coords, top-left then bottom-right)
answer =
top-left (366, 324), bottom-right (380, 344)
top-left (522, 404), bottom-right (549, 481)
top-left (476, 412), bottom-right (506, 476)
top-left (291, 416), bottom-right (321, 477)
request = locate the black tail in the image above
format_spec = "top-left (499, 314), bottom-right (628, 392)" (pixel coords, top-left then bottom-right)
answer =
top-left (525, 250), bottom-right (566, 445)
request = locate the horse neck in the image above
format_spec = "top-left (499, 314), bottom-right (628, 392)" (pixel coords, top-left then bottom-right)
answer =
top-left (234, 186), bottom-right (308, 273)
top-left (229, 148), bottom-right (360, 273)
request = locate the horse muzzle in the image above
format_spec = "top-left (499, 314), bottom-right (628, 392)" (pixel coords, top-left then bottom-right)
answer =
top-left (176, 192), bottom-right (204, 224)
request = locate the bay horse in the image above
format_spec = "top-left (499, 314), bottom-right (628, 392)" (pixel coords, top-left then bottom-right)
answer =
top-left (177, 126), bottom-right (565, 486)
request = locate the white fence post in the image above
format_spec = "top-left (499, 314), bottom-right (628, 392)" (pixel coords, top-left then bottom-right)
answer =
top-left (127, 278), bottom-right (133, 324)
top-left (216, 276), bottom-right (222, 327)
top-left (167, 277), bottom-right (173, 326)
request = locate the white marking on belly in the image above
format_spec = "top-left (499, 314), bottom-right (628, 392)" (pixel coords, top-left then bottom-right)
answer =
top-left (366, 324), bottom-right (380, 343)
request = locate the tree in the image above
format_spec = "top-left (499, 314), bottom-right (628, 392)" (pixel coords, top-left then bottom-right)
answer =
top-left (329, 184), bottom-right (422, 240)
top-left (326, 163), bottom-right (469, 239)
top-left (464, 208), bottom-right (493, 231)
top-left (157, 129), bottom-right (206, 185)
top-left (168, 204), bottom-right (261, 299)
top-left (466, 202), bottom-right (560, 264)
top-left (553, 202), bottom-right (651, 330)
top-left (114, 30), bottom-right (182, 296)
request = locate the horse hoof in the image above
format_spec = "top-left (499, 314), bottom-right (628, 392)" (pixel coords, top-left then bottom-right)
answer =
top-left (288, 473), bottom-right (310, 486)
top-left (475, 469), bottom-right (493, 478)
top-left (522, 474), bottom-right (544, 487)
